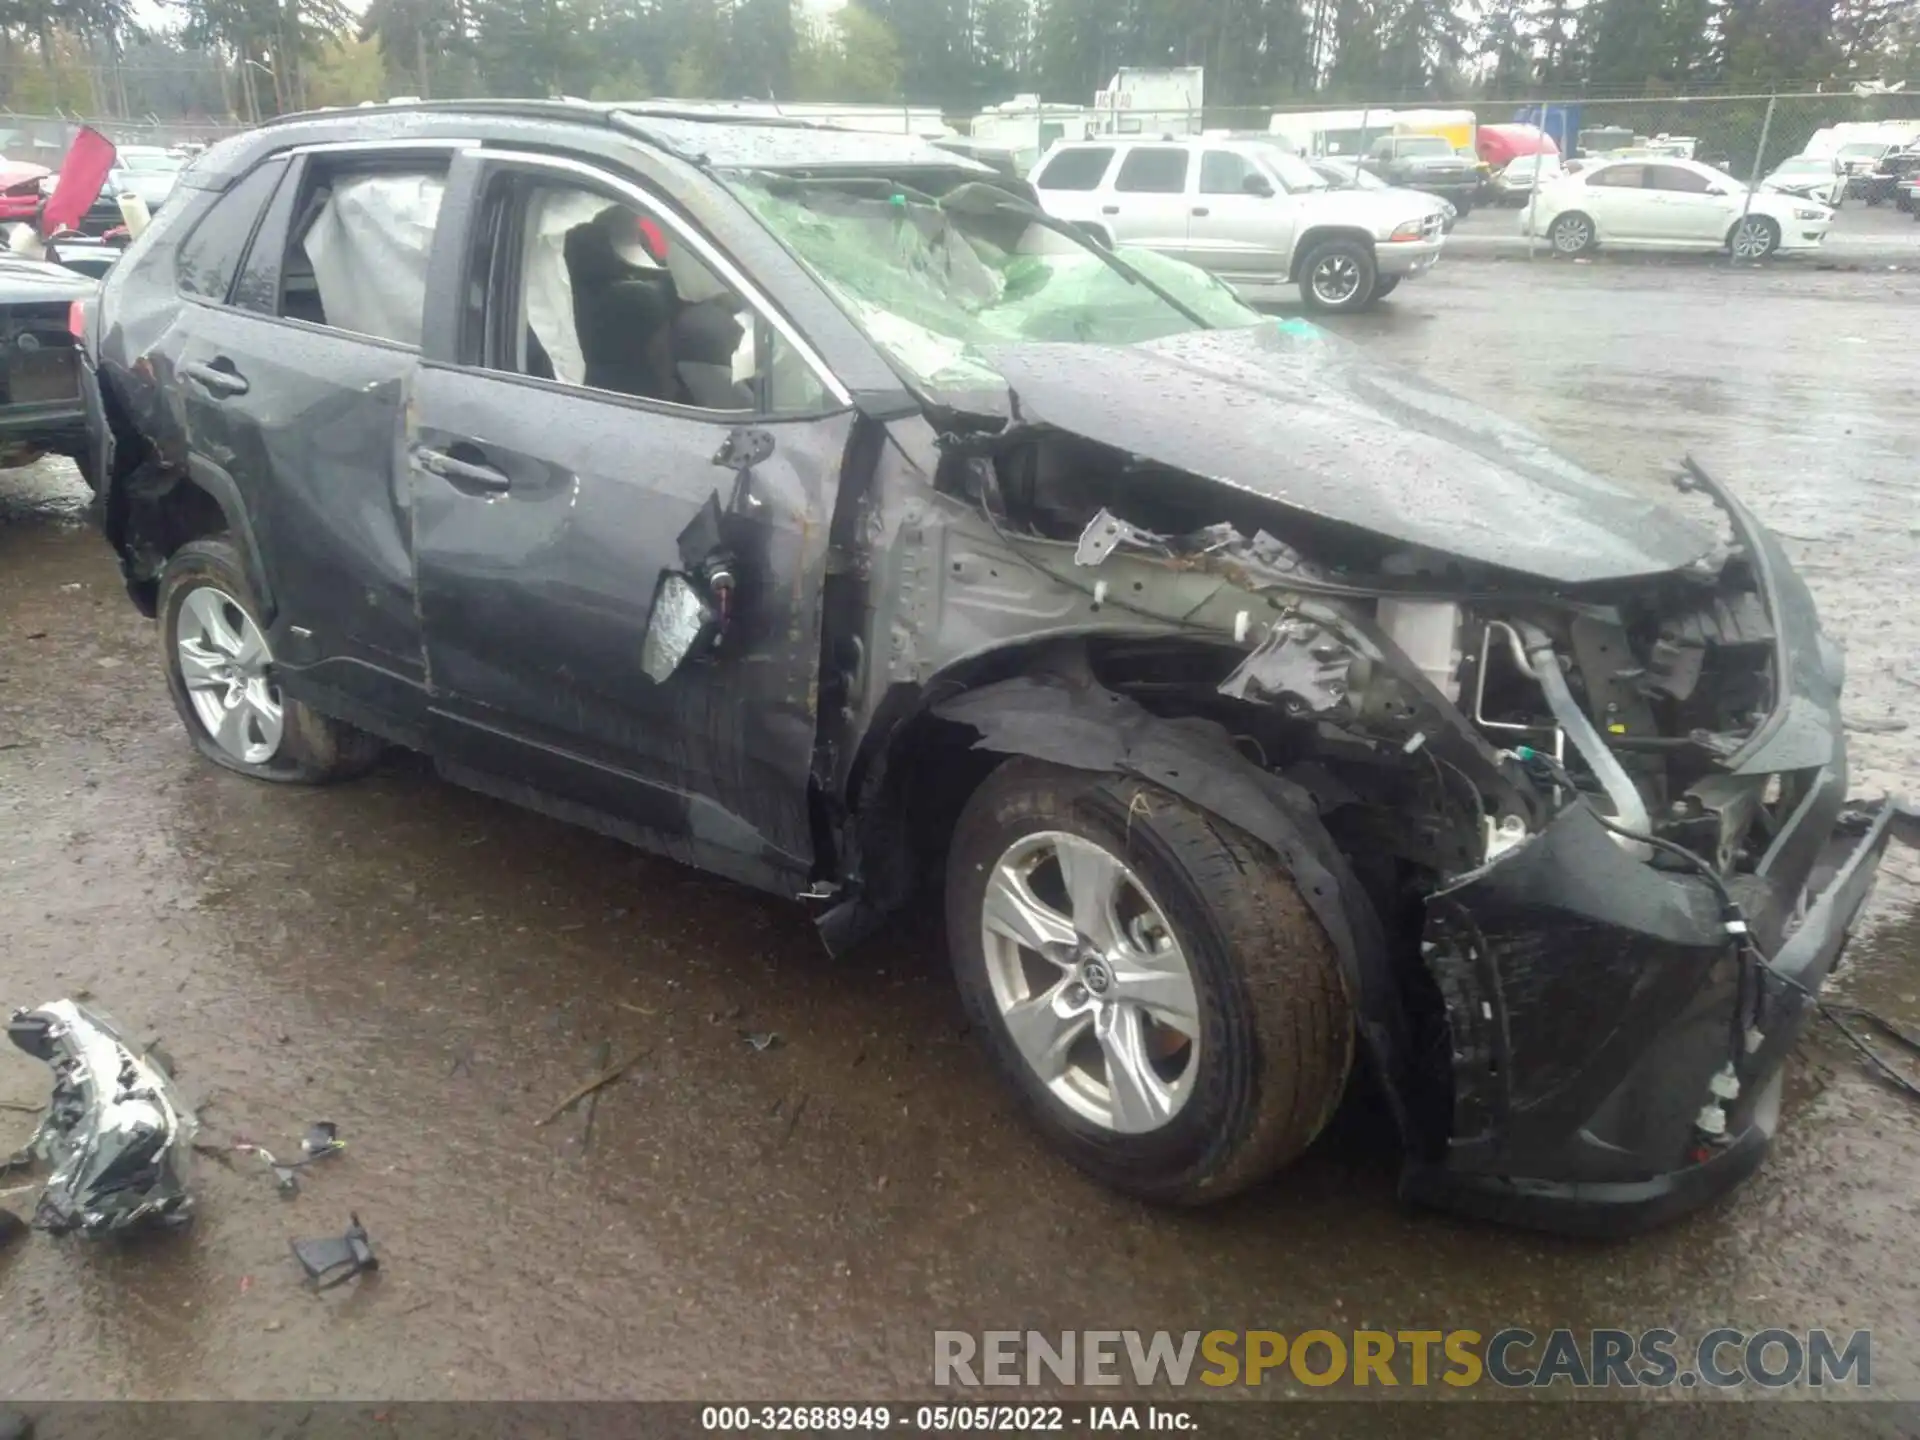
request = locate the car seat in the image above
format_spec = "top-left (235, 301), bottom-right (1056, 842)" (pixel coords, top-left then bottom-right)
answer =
top-left (564, 206), bottom-right (678, 400)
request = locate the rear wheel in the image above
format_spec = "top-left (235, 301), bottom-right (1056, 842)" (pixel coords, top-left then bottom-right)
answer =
top-left (1372, 275), bottom-right (1401, 298)
top-left (1550, 210), bottom-right (1598, 256)
top-left (946, 760), bottom-right (1353, 1205)
top-left (1297, 238), bottom-right (1378, 313)
top-left (158, 537), bottom-right (384, 784)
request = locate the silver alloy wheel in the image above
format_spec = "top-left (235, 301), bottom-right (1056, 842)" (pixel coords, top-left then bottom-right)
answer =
top-left (1552, 215), bottom-right (1592, 253)
top-left (1731, 216), bottom-right (1776, 259)
top-left (174, 585), bottom-right (284, 766)
top-left (1309, 253), bottom-right (1362, 306)
top-left (979, 830), bottom-right (1201, 1134)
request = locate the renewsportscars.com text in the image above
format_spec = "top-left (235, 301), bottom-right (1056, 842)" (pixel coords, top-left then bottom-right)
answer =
top-left (933, 1328), bottom-right (1872, 1390)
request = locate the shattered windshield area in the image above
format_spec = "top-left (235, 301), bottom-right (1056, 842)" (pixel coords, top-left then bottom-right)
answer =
top-left (724, 171), bottom-right (1264, 391)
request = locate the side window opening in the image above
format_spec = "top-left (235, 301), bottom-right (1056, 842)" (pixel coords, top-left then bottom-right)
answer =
top-left (279, 165), bottom-right (447, 345)
top-left (480, 176), bottom-right (827, 416)
top-left (1033, 147), bottom-right (1114, 192)
top-left (1114, 147), bottom-right (1190, 194)
top-left (1199, 150), bottom-right (1258, 195)
top-left (175, 157), bottom-right (287, 302)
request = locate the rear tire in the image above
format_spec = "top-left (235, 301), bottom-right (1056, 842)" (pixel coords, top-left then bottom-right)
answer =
top-left (945, 759), bottom-right (1353, 1205)
top-left (1372, 276), bottom-right (1402, 298)
top-left (158, 537), bottom-right (384, 784)
top-left (1296, 238), bottom-right (1378, 312)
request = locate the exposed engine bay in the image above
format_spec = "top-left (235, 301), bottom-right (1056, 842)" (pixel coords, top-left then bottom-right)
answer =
top-left (950, 424), bottom-right (1791, 892)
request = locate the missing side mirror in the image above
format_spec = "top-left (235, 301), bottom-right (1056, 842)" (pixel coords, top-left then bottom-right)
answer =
top-left (640, 571), bottom-right (715, 683)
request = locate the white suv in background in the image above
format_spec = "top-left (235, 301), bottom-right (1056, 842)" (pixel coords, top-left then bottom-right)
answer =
top-left (1030, 137), bottom-right (1447, 312)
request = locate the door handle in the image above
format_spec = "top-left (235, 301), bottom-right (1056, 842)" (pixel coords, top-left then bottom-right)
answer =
top-left (181, 359), bottom-right (249, 397)
top-left (1191, 206), bottom-right (1211, 217)
top-left (1100, 204), bottom-right (1120, 215)
top-left (416, 446), bottom-right (511, 496)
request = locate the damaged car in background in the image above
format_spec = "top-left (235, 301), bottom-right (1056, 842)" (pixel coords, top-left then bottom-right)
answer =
top-left (84, 103), bottom-right (1899, 1236)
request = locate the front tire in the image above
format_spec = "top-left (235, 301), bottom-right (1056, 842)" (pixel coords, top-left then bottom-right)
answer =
top-left (1297, 238), bottom-right (1378, 312)
top-left (158, 537), bottom-right (383, 784)
top-left (1729, 214), bottom-right (1780, 260)
top-left (945, 759), bottom-right (1353, 1205)
top-left (1550, 210), bottom-right (1598, 256)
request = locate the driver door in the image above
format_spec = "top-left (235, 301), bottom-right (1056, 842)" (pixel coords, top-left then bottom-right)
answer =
top-left (410, 148), bottom-right (857, 894)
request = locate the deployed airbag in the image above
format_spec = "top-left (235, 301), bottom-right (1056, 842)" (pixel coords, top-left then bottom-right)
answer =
top-left (301, 172), bottom-right (444, 347)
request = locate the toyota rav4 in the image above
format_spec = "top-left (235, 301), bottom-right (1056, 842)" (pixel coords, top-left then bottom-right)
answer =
top-left (83, 102), bottom-right (1896, 1234)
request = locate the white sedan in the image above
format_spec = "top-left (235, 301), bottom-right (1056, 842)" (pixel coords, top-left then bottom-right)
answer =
top-left (1520, 156), bottom-right (1832, 259)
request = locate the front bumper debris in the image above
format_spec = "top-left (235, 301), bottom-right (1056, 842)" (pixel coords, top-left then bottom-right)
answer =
top-left (7, 999), bottom-right (197, 1235)
top-left (1405, 795), bottom-right (1900, 1236)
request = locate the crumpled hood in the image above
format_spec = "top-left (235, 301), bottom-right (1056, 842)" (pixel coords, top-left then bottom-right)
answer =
top-left (984, 320), bottom-right (1718, 585)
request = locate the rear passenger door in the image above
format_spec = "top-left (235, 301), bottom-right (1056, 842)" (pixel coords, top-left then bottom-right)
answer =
top-left (1102, 147), bottom-right (1193, 258)
top-left (408, 148), bottom-right (857, 894)
top-left (1030, 145), bottom-right (1116, 234)
top-left (172, 142), bottom-right (464, 740)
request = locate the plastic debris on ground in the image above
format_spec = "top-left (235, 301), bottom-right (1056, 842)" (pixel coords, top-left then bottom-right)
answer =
top-left (5, 999), bottom-right (196, 1235)
top-left (291, 1213), bottom-right (379, 1290)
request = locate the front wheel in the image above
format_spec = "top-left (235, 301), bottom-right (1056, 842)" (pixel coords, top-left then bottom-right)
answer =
top-left (1297, 238), bottom-right (1379, 312)
top-left (945, 759), bottom-right (1354, 1205)
top-left (158, 537), bottom-right (384, 783)
top-left (1729, 214), bottom-right (1780, 261)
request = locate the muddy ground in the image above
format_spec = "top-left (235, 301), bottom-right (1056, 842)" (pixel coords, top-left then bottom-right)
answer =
top-left (1, 260), bottom-right (1917, 1410)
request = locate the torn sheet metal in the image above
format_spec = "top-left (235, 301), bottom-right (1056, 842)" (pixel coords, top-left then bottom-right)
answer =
top-left (6, 1000), bottom-right (196, 1235)
top-left (1219, 620), bottom-right (1355, 715)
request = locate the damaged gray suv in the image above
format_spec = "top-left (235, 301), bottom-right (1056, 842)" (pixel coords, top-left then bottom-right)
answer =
top-left (84, 102), bottom-right (1897, 1234)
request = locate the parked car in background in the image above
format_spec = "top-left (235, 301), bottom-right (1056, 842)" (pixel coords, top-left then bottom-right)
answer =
top-left (1869, 147), bottom-right (1920, 210)
top-left (1033, 136), bottom-right (1445, 310)
top-left (1358, 133), bottom-right (1480, 213)
top-left (1762, 154), bottom-right (1846, 207)
top-left (0, 159), bottom-right (51, 225)
top-left (1488, 154), bottom-right (1566, 205)
top-left (108, 145), bottom-right (187, 211)
top-left (1522, 157), bottom-right (1832, 259)
top-left (84, 100), bottom-right (1894, 1236)
top-left (1835, 141), bottom-right (1900, 201)
top-left (0, 251), bottom-right (94, 467)
top-left (1305, 154), bottom-right (1457, 230)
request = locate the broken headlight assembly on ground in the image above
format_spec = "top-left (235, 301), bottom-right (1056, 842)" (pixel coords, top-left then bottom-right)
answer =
top-left (5, 999), bottom-right (197, 1236)
top-left (930, 416), bottom-right (1904, 1235)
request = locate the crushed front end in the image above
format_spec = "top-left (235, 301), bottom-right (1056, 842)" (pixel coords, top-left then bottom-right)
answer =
top-left (1389, 466), bottom-right (1897, 1233)
top-left (938, 395), bottom-right (1895, 1233)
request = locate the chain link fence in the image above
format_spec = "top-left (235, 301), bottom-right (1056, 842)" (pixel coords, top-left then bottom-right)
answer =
top-left (0, 112), bottom-right (247, 168)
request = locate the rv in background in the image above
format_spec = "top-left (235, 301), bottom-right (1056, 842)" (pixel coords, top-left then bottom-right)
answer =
top-left (1093, 67), bottom-right (1206, 136)
top-left (969, 96), bottom-right (1096, 173)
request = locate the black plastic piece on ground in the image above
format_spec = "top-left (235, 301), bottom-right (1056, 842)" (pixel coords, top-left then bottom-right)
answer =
top-left (291, 1213), bottom-right (378, 1289)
